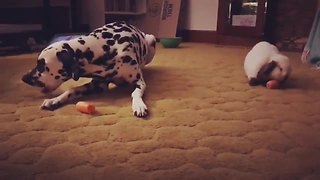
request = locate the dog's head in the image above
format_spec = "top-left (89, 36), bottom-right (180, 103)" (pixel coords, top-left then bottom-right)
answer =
top-left (144, 34), bottom-right (156, 66)
top-left (257, 55), bottom-right (291, 84)
top-left (21, 57), bottom-right (65, 93)
top-left (21, 46), bottom-right (79, 93)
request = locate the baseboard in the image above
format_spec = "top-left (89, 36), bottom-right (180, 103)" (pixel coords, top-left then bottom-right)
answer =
top-left (180, 30), bottom-right (262, 46)
top-left (179, 30), bottom-right (217, 43)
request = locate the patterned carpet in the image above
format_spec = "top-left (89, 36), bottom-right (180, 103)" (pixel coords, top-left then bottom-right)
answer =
top-left (0, 43), bottom-right (320, 180)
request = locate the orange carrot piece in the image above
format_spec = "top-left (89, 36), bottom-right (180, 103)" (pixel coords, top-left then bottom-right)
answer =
top-left (76, 101), bottom-right (95, 114)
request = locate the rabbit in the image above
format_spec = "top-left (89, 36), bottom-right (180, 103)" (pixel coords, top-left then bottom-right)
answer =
top-left (244, 41), bottom-right (291, 86)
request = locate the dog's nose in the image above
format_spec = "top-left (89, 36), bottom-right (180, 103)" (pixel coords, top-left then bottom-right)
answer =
top-left (22, 74), bottom-right (33, 85)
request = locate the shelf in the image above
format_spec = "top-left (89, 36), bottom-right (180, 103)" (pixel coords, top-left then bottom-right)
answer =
top-left (104, 0), bottom-right (147, 16)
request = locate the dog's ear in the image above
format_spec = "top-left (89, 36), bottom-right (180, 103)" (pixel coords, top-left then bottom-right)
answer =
top-left (56, 50), bottom-right (80, 81)
top-left (257, 61), bottom-right (277, 82)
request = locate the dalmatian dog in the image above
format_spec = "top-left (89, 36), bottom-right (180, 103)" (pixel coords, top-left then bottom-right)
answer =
top-left (244, 41), bottom-right (291, 86)
top-left (22, 21), bottom-right (156, 117)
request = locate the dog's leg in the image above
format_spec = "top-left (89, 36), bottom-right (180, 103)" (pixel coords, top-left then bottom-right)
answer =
top-left (41, 79), bottom-right (108, 111)
top-left (131, 73), bottom-right (148, 118)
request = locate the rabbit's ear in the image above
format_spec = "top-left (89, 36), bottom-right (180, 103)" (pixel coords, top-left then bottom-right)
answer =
top-left (248, 78), bottom-right (260, 86)
top-left (257, 61), bottom-right (278, 83)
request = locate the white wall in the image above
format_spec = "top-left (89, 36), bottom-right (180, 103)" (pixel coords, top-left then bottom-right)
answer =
top-left (181, 0), bottom-right (219, 31)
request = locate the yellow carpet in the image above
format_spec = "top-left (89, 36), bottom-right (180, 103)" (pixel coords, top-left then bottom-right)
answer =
top-left (0, 43), bottom-right (320, 179)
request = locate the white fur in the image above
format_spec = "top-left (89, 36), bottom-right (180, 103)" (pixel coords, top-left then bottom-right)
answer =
top-left (244, 41), bottom-right (291, 82)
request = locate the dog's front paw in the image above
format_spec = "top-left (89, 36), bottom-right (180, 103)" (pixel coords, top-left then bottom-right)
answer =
top-left (132, 98), bottom-right (148, 118)
top-left (40, 98), bottom-right (64, 111)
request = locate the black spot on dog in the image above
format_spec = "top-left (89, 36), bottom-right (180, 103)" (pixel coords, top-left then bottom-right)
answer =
top-left (142, 44), bottom-right (146, 56)
top-left (129, 74), bottom-right (133, 78)
top-left (62, 43), bottom-right (74, 53)
top-left (135, 84), bottom-right (141, 89)
top-left (118, 36), bottom-right (131, 44)
top-left (113, 28), bottom-right (122, 33)
top-left (50, 73), bottom-right (54, 76)
top-left (84, 49), bottom-right (94, 62)
top-left (113, 34), bottom-right (121, 40)
top-left (122, 56), bottom-right (132, 63)
top-left (136, 73), bottom-right (141, 79)
top-left (114, 27), bottom-right (132, 33)
top-left (94, 29), bottom-right (103, 33)
top-left (67, 94), bottom-right (72, 98)
top-left (78, 39), bottom-right (85, 45)
top-left (94, 70), bottom-right (103, 74)
top-left (105, 25), bottom-right (114, 29)
top-left (102, 45), bottom-right (110, 52)
top-left (94, 54), bottom-right (109, 65)
top-left (44, 46), bottom-right (53, 51)
top-left (75, 49), bottom-right (83, 59)
top-left (107, 40), bottom-right (115, 46)
top-left (113, 22), bottom-right (124, 27)
top-left (123, 43), bottom-right (133, 52)
top-left (109, 49), bottom-right (118, 60)
top-left (105, 63), bottom-right (116, 71)
top-left (55, 75), bottom-right (60, 80)
top-left (45, 67), bottom-right (50, 72)
top-left (131, 60), bottom-right (137, 65)
top-left (132, 34), bottom-right (139, 43)
top-left (102, 32), bottom-right (113, 39)
top-left (105, 71), bottom-right (118, 78)
top-left (56, 50), bottom-right (75, 72)
top-left (127, 24), bottom-right (136, 30)
top-left (36, 58), bottom-right (46, 73)
top-left (94, 48), bottom-right (118, 65)
top-left (121, 27), bottom-right (132, 32)
top-left (58, 69), bottom-right (68, 77)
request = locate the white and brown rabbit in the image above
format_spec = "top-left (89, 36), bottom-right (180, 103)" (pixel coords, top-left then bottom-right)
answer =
top-left (244, 41), bottom-right (291, 86)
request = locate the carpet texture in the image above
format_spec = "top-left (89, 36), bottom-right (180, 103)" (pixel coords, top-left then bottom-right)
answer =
top-left (0, 43), bottom-right (320, 180)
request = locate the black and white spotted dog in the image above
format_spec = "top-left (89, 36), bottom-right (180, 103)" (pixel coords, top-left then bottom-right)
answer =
top-left (22, 21), bottom-right (156, 117)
